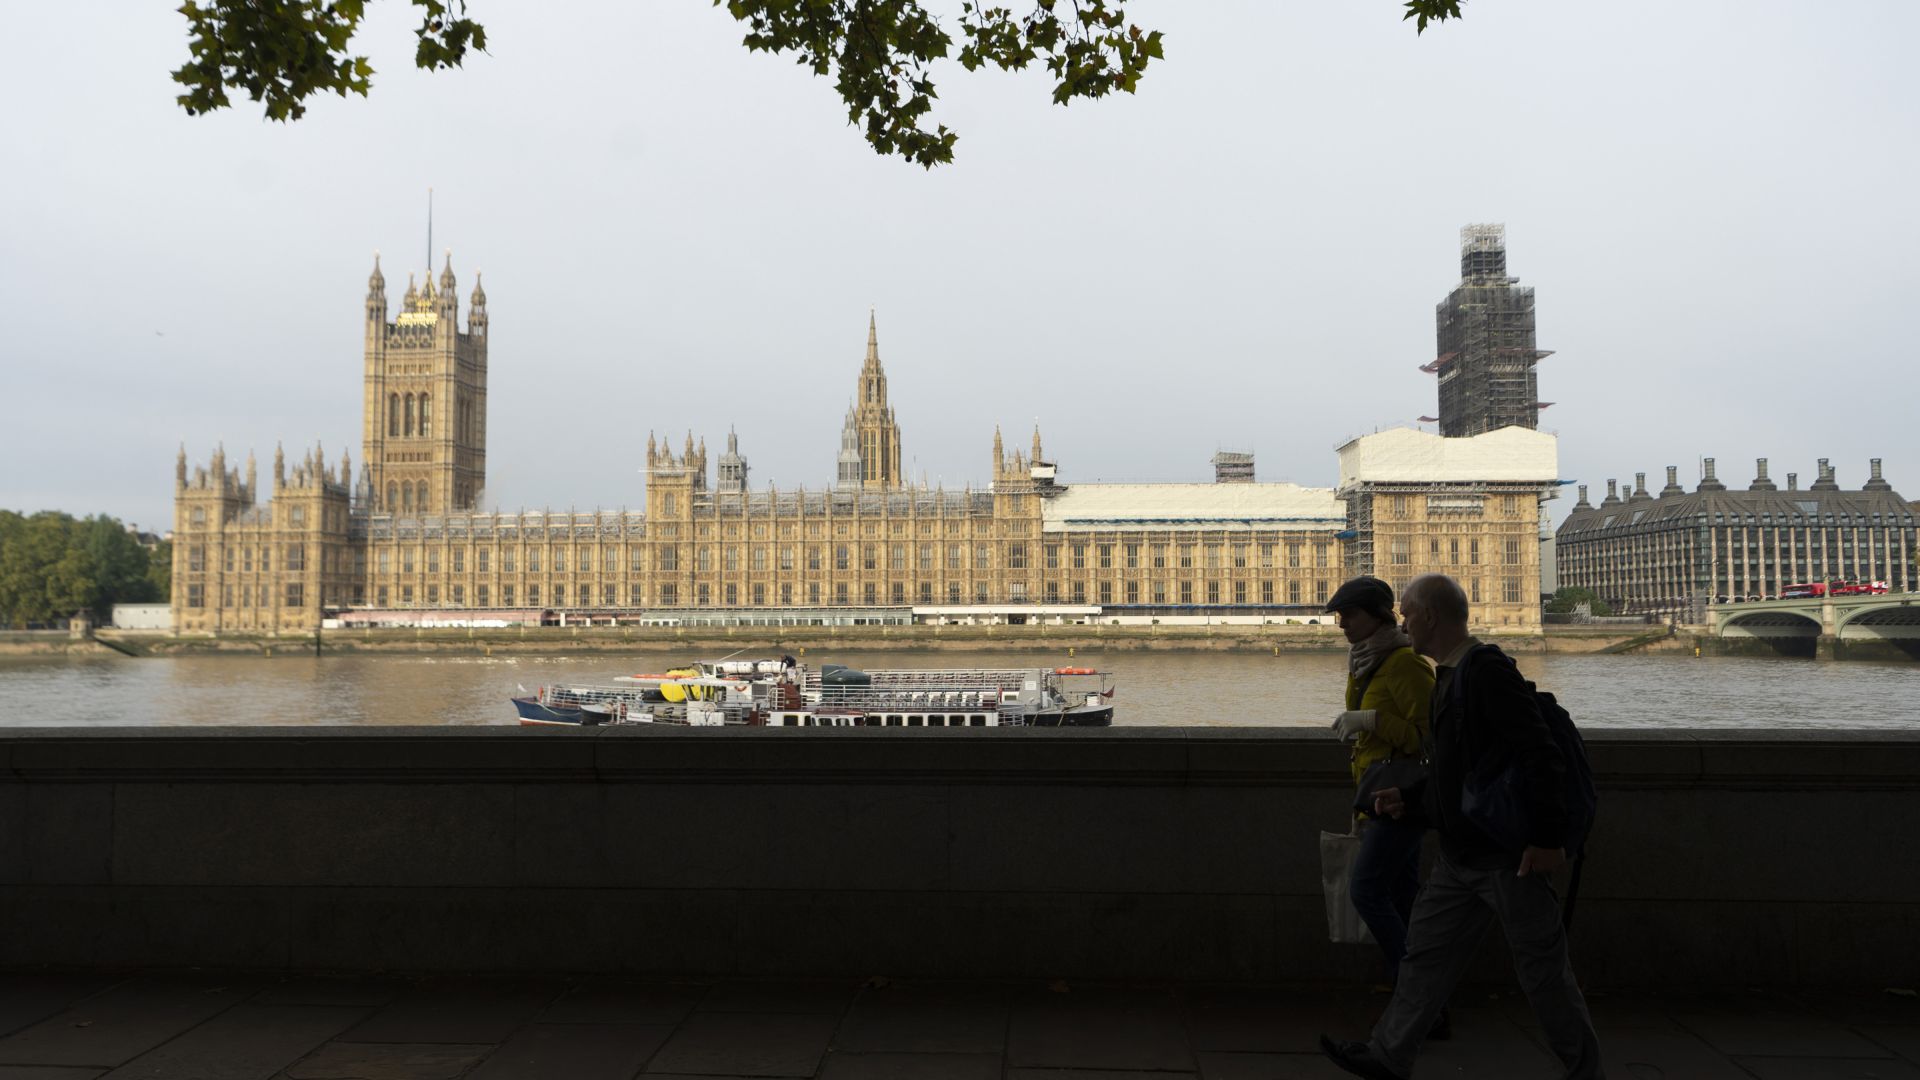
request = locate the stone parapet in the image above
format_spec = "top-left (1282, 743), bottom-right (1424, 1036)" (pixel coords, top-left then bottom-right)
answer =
top-left (1, 728), bottom-right (1913, 985)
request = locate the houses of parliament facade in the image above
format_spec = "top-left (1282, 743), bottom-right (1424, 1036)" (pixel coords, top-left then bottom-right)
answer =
top-left (171, 244), bottom-right (1554, 634)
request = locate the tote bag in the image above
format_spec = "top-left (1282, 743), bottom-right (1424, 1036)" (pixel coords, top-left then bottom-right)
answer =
top-left (1319, 826), bottom-right (1375, 945)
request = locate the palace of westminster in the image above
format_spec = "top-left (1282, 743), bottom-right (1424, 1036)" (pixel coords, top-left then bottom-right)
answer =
top-left (169, 230), bottom-right (1584, 635)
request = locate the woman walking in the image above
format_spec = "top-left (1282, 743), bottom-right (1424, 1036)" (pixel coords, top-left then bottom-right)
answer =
top-left (1326, 576), bottom-right (1435, 996)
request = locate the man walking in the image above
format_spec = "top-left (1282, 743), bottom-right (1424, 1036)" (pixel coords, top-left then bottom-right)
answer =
top-left (1321, 573), bottom-right (1604, 1080)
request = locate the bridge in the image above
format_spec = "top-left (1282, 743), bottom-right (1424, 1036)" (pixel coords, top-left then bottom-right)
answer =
top-left (1709, 590), bottom-right (1920, 654)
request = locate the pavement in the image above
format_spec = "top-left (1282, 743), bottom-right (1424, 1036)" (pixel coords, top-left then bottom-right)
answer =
top-left (0, 972), bottom-right (1913, 1079)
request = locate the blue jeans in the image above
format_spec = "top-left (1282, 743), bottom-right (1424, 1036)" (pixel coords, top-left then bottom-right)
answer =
top-left (1350, 816), bottom-right (1424, 982)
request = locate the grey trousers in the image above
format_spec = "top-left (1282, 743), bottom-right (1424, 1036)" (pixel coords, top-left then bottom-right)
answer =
top-left (1368, 851), bottom-right (1604, 1079)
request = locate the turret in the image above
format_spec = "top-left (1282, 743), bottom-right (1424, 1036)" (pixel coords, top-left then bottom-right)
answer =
top-left (1031, 425), bottom-right (1044, 464)
top-left (366, 253), bottom-right (387, 323)
top-left (245, 449), bottom-right (257, 496)
top-left (992, 426), bottom-right (1005, 475)
top-left (176, 445), bottom-right (188, 490)
top-left (468, 272), bottom-right (487, 335)
top-left (273, 442), bottom-right (286, 489)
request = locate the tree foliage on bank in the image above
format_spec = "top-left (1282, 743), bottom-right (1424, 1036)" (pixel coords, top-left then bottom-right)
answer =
top-left (0, 512), bottom-right (171, 628)
top-left (1545, 586), bottom-right (1612, 617)
top-left (172, 0), bottom-right (1467, 167)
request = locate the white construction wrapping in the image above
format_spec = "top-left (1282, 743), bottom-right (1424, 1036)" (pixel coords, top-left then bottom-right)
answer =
top-left (1336, 427), bottom-right (1559, 490)
top-left (1042, 483), bottom-right (1344, 534)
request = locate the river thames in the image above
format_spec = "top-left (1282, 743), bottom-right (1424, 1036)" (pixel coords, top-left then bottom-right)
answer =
top-left (3, 649), bottom-right (1917, 729)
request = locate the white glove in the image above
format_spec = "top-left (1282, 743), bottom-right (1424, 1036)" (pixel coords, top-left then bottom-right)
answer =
top-left (1331, 710), bottom-right (1378, 741)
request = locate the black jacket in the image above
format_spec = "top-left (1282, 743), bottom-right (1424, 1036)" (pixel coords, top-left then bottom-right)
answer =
top-left (1419, 642), bottom-right (1570, 866)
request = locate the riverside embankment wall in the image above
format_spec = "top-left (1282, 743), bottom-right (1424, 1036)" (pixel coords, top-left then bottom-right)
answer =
top-left (43, 624), bottom-right (1703, 658)
top-left (0, 728), bottom-right (1911, 987)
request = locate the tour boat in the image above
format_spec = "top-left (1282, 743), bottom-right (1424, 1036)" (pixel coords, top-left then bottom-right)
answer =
top-left (509, 658), bottom-right (1114, 728)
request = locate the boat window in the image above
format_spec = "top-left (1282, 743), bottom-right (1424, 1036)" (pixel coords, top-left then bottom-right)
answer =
top-left (971, 715), bottom-right (988, 726)
top-left (887, 716), bottom-right (902, 727)
top-left (928, 715), bottom-right (945, 727)
top-left (907, 715), bottom-right (923, 727)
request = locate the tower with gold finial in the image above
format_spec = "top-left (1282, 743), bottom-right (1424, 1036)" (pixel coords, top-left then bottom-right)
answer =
top-left (362, 249), bottom-right (488, 518)
top-left (848, 311), bottom-right (904, 490)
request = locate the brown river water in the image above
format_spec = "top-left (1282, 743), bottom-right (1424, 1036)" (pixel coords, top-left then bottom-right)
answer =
top-left (3, 649), bottom-right (1917, 729)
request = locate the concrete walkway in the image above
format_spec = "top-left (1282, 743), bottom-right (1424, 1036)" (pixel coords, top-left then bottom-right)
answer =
top-left (0, 973), bottom-right (1913, 1079)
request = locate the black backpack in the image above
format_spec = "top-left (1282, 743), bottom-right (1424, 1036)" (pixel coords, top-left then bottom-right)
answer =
top-left (1450, 644), bottom-right (1598, 861)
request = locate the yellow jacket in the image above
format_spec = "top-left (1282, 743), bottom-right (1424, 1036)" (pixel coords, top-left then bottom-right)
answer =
top-left (1345, 647), bottom-right (1435, 787)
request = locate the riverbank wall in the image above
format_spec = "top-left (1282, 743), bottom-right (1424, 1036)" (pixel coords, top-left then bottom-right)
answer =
top-left (0, 727), bottom-right (1910, 987)
top-left (30, 624), bottom-right (1716, 659)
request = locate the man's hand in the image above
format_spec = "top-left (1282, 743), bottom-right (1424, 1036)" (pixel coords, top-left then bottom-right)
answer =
top-left (1372, 786), bottom-right (1406, 820)
top-left (1517, 846), bottom-right (1566, 877)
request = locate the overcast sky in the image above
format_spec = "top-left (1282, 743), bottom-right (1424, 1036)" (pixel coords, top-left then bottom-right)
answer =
top-left (3, 0), bottom-right (1916, 533)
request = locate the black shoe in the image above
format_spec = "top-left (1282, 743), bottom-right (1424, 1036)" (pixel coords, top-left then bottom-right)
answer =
top-left (1318, 1034), bottom-right (1407, 1080)
top-left (1426, 1007), bottom-right (1452, 1041)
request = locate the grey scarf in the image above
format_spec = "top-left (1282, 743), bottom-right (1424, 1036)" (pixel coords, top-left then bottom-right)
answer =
top-left (1348, 621), bottom-right (1411, 681)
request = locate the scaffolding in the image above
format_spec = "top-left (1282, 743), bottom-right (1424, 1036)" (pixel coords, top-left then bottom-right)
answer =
top-left (1211, 450), bottom-right (1255, 484)
top-left (1427, 224), bottom-right (1553, 437)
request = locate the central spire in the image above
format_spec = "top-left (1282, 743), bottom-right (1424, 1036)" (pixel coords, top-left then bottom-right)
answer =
top-left (846, 312), bottom-right (903, 490)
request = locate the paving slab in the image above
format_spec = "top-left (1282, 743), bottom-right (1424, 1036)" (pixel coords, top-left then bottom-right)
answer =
top-left (1731, 1058), bottom-right (1920, 1080)
top-left (0, 1068), bottom-right (108, 1080)
top-left (0, 977), bottom-right (119, 1041)
top-left (1007, 988), bottom-right (1195, 1071)
top-left (465, 1022), bottom-right (674, 1080)
top-left (818, 1051), bottom-right (1002, 1079)
top-left (248, 978), bottom-right (405, 1009)
top-left (1196, 1050), bottom-right (1352, 1079)
top-left (336, 977), bottom-right (562, 1044)
top-left (0, 975), bottom-right (258, 1069)
top-left (835, 985), bottom-right (1009, 1054)
top-left (644, 1011), bottom-right (839, 1076)
top-left (279, 1041), bottom-right (491, 1079)
top-left (698, 979), bottom-right (859, 1015)
top-left (1013, 1060), bottom-right (1190, 1068)
top-left (1861, 1027), bottom-right (1920, 1065)
top-left (1672, 1005), bottom-right (1899, 1059)
top-left (1184, 989), bottom-right (1358, 1054)
top-left (1592, 1017), bottom-right (1757, 1080)
top-left (539, 978), bottom-right (710, 1025)
top-left (98, 1005), bottom-right (367, 1080)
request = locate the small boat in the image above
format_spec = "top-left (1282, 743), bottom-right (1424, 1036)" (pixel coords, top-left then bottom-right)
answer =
top-left (509, 658), bottom-right (1114, 728)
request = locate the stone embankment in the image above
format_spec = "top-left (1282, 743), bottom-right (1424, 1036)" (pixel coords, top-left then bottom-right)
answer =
top-left (1, 624), bottom-right (1720, 658)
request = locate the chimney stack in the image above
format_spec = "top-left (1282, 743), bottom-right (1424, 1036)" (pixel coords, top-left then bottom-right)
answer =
top-left (1661, 465), bottom-right (1683, 497)
top-left (1575, 484), bottom-right (1591, 509)
top-left (1632, 472), bottom-right (1650, 500)
top-left (1864, 458), bottom-right (1892, 492)
top-left (1699, 458), bottom-right (1726, 492)
top-left (1603, 479), bottom-right (1619, 505)
top-left (1812, 458), bottom-right (1840, 491)
top-left (1750, 457), bottom-right (1776, 492)
top-left (1788, 473), bottom-right (1798, 491)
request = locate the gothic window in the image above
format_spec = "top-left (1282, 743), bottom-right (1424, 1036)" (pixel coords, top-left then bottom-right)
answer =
top-left (401, 485), bottom-right (413, 513)
top-left (287, 544), bottom-right (304, 571)
top-left (188, 545), bottom-right (205, 572)
top-left (751, 584), bottom-right (764, 605)
top-left (527, 585), bottom-right (540, 605)
top-left (453, 585), bottom-right (464, 606)
top-left (452, 548), bottom-right (464, 573)
top-left (1233, 582), bottom-right (1246, 604)
top-left (286, 583), bottom-right (304, 608)
top-left (554, 549), bottom-right (567, 573)
top-left (426, 585), bottom-right (439, 605)
top-left (387, 482), bottom-right (398, 510)
top-left (477, 585), bottom-right (488, 606)
top-left (389, 394), bottom-right (400, 437)
top-left (502, 584), bottom-right (515, 605)
top-left (419, 393), bottom-right (431, 438)
top-left (187, 585), bottom-right (204, 609)
top-left (553, 585), bottom-right (566, 606)
top-left (405, 393), bottom-right (415, 437)
top-left (417, 482), bottom-right (429, 513)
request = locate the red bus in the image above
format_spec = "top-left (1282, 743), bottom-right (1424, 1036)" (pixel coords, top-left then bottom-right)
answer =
top-left (1780, 581), bottom-right (1889, 599)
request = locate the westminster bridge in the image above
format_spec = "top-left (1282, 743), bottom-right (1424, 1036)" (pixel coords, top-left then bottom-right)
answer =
top-left (1709, 590), bottom-right (1920, 657)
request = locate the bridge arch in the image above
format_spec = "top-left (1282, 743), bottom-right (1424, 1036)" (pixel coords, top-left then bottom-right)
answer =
top-left (1836, 602), bottom-right (1920, 641)
top-left (1720, 611), bottom-right (1823, 637)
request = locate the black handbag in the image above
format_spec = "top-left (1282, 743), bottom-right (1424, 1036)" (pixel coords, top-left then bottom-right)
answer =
top-left (1353, 754), bottom-right (1428, 818)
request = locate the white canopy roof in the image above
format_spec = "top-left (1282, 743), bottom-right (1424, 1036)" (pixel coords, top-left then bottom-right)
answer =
top-left (1042, 483), bottom-right (1344, 533)
top-left (1336, 427), bottom-right (1559, 490)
